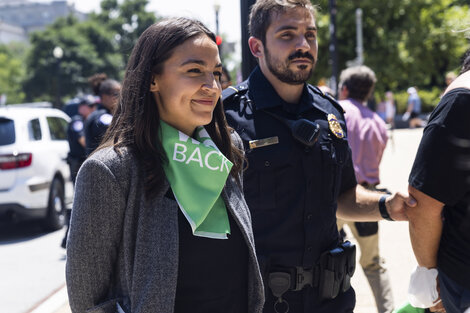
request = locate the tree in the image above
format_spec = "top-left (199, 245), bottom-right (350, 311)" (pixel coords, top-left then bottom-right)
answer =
top-left (312, 0), bottom-right (470, 94)
top-left (91, 0), bottom-right (157, 65)
top-left (23, 15), bottom-right (122, 105)
top-left (0, 43), bottom-right (27, 104)
top-left (23, 0), bottom-right (157, 105)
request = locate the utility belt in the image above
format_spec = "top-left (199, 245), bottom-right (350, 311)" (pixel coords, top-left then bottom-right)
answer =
top-left (268, 241), bottom-right (356, 313)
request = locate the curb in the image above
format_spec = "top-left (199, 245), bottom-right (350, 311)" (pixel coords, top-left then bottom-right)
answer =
top-left (26, 283), bottom-right (68, 313)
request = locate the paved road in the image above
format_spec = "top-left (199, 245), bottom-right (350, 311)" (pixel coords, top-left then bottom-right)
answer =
top-left (51, 128), bottom-right (425, 313)
top-left (0, 221), bottom-right (66, 313)
top-left (351, 127), bottom-right (424, 313)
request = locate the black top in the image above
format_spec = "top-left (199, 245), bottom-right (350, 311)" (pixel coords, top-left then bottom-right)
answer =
top-left (67, 115), bottom-right (86, 159)
top-left (409, 87), bottom-right (470, 289)
top-left (169, 190), bottom-right (249, 313)
top-left (84, 107), bottom-right (112, 156)
top-left (223, 66), bottom-right (357, 311)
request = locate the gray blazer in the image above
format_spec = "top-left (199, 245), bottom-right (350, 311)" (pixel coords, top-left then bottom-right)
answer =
top-left (66, 141), bottom-right (264, 312)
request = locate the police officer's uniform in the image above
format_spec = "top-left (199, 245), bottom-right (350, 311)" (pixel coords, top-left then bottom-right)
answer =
top-left (223, 67), bottom-right (357, 313)
top-left (84, 107), bottom-right (113, 156)
top-left (67, 115), bottom-right (87, 183)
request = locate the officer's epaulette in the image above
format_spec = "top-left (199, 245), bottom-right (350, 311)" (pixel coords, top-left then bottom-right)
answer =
top-left (222, 82), bottom-right (249, 102)
top-left (307, 84), bottom-right (345, 115)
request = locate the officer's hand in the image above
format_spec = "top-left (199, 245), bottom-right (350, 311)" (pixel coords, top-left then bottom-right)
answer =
top-left (429, 276), bottom-right (446, 313)
top-left (386, 192), bottom-right (416, 221)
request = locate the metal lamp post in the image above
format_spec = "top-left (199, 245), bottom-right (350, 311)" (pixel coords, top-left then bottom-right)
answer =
top-left (214, 2), bottom-right (220, 36)
top-left (53, 46), bottom-right (63, 108)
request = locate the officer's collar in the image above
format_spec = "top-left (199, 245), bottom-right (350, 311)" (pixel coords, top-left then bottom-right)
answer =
top-left (249, 66), bottom-right (316, 115)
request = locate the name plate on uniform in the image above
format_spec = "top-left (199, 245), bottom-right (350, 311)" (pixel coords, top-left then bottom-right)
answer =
top-left (249, 136), bottom-right (279, 149)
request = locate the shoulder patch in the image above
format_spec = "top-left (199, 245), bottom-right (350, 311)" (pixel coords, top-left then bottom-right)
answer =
top-left (72, 120), bottom-right (83, 132)
top-left (222, 82), bottom-right (249, 101)
top-left (99, 113), bottom-right (113, 125)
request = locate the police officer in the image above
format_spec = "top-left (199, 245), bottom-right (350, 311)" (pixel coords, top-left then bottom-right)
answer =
top-left (222, 1), bottom-right (414, 312)
top-left (63, 94), bottom-right (97, 248)
top-left (67, 95), bottom-right (97, 183)
top-left (84, 79), bottom-right (121, 155)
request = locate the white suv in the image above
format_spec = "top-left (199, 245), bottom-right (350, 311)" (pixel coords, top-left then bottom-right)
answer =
top-left (0, 105), bottom-right (73, 230)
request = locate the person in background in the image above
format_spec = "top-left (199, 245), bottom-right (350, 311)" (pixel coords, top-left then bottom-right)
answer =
top-left (66, 17), bottom-right (264, 313)
top-left (376, 97), bottom-right (387, 121)
top-left (223, 1), bottom-right (415, 312)
top-left (84, 77), bottom-right (121, 155)
top-left (406, 50), bottom-right (470, 313)
top-left (384, 91), bottom-right (396, 127)
top-left (403, 87), bottom-right (424, 128)
top-left (61, 94), bottom-right (97, 249)
top-left (66, 95), bottom-right (97, 184)
top-left (445, 71), bottom-right (457, 87)
top-left (336, 65), bottom-right (394, 313)
top-left (221, 66), bottom-right (233, 90)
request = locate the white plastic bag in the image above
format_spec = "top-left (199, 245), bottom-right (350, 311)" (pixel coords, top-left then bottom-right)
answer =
top-left (408, 266), bottom-right (440, 308)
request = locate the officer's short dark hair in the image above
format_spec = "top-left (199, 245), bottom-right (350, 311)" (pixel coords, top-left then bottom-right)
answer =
top-left (249, 0), bottom-right (317, 45)
top-left (339, 66), bottom-right (377, 102)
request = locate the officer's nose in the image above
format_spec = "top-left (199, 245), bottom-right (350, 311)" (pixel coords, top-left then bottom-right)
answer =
top-left (296, 35), bottom-right (311, 51)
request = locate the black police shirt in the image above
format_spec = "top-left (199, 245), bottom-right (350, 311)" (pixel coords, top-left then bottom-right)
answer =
top-left (165, 190), bottom-right (249, 313)
top-left (84, 107), bottom-right (113, 155)
top-left (409, 87), bottom-right (470, 290)
top-left (67, 115), bottom-right (86, 159)
top-left (223, 66), bottom-right (357, 311)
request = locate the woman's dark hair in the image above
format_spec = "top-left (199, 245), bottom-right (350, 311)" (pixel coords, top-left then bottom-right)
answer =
top-left (99, 17), bottom-right (244, 200)
top-left (88, 73), bottom-right (108, 96)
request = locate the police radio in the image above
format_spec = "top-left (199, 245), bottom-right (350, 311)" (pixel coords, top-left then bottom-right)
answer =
top-left (263, 110), bottom-right (320, 147)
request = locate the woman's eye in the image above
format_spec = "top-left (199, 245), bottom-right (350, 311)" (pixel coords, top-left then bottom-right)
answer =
top-left (188, 68), bottom-right (202, 74)
top-left (214, 71), bottom-right (222, 78)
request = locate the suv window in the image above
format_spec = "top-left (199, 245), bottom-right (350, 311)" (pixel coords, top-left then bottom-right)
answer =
top-left (0, 118), bottom-right (15, 146)
top-left (47, 117), bottom-right (68, 140)
top-left (28, 118), bottom-right (42, 141)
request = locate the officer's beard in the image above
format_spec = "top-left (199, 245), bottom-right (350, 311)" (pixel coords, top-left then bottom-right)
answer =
top-left (265, 48), bottom-right (315, 85)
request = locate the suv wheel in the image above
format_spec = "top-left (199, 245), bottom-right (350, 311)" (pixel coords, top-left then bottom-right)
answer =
top-left (43, 178), bottom-right (65, 231)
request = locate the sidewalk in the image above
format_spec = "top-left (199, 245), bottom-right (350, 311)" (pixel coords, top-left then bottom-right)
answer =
top-left (51, 128), bottom-right (424, 313)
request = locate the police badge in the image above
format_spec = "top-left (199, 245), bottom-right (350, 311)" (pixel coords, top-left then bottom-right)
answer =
top-left (327, 113), bottom-right (345, 138)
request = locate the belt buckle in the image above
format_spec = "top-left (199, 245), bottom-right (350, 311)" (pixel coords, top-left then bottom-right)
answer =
top-left (293, 266), bottom-right (313, 291)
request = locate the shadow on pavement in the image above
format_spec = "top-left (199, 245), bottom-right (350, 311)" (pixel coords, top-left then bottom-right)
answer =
top-left (0, 220), bottom-right (55, 245)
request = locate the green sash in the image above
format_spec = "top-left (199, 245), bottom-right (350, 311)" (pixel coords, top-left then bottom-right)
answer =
top-left (160, 120), bottom-right (232, 239)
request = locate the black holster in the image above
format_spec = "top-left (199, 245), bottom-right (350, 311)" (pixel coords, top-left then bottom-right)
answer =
top-left (316, 241), bottom-right (356, 301)
top-left (267, 241), bottom-right (356, 303)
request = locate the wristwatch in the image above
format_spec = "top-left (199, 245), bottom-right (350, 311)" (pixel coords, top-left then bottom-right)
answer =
top-left (379, 195), bottom-right (394, 221)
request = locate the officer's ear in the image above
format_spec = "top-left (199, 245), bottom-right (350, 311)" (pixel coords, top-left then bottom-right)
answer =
top-left (248, 36), bottom-right (264, 59)
top-left (150, 76), bottom-right (159, 92)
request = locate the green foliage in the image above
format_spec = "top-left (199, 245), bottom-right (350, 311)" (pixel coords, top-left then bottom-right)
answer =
top-left (23, 0), bottom-right (158, 105)
top-left (90, 0), bottom-right (157, 64)
top-left (23, 15), bottom-right (122, 105)
top-left (0, 44), bottom-right (27, 104)
top-left (312, 0), bottom-right (470, 93)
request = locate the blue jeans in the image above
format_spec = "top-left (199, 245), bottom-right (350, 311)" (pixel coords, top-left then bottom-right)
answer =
top-left (438, 269), bottom-right (470, 313)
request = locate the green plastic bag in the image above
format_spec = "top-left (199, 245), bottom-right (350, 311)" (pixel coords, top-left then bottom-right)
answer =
top-left (393, 302), bottom-right (425, 313)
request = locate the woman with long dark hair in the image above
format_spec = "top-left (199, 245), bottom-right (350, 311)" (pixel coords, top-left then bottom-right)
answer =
top-left (66, 17), bottom-right (264, 313)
